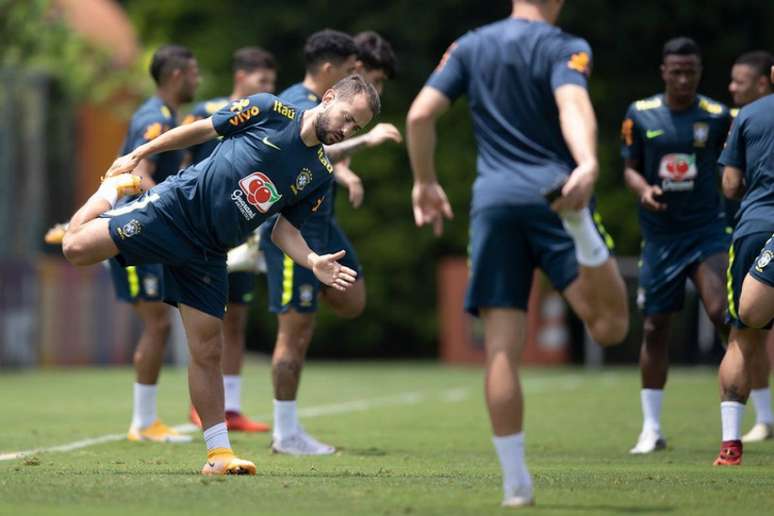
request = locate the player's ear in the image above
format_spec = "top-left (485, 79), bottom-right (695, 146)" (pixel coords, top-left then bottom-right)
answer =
top-left (321, 89), bottom-right (336, 104)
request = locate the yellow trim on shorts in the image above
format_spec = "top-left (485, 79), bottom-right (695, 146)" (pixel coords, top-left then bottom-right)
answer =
top-left (727, 242), bottom-right (737, 320)
top-left (281, 254), bottom-right (294, 306)
top-left (126, 266), bottom-right (140, 298)
top-left (592, 210), bottom-right (615, 250)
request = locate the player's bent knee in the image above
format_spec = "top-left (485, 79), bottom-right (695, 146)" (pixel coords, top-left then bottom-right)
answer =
top-left (739, 303), bottom-right (771, 330)
top-left (331, 298), bottom-right (366, 319)
top-left (62, 235), bottom-right (89, 266)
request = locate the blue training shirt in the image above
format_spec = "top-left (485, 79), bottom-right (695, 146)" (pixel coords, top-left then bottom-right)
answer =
top-left (719, 94), bottom-right (774, 239)
top-left (426, 17), bottom-right (592, 212)
top-left (148, 93), bottom-right (333, 252)
top-left (621, 94), bottom-right (731, 239)
top-left (119, 96), bottom-right (183, 185)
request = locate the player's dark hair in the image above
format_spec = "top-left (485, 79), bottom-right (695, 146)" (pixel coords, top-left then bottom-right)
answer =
top-left (734, 51), bottom-right (774, 79)
top-left (150, 44), bottom-right (194, 86)
top-left (662, 37), bottom-right (702, 61)
top-left (232, 47), bottom-right (276, 73)
top-left (303, 29), bottom-right (357, 73)
top-left (332, 74), bottom-right (381, 116)
top-left (354, 31), bottom-right (398, 79)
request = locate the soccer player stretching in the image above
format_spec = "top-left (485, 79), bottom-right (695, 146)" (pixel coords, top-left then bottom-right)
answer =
top-left (622, 38), bottom-right (731, 454)
top-left (407, 0), bottom-right (628, 507)
top-left (61, 75), bottom-right (380, 474)
top-left (726, 51), bottom-right (774, 443)
top-left (184, 46), bottom-right (278, 433)
top-left (715, 64), bottom-right (774, 465)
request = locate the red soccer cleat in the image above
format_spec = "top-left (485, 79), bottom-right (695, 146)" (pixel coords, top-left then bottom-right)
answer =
top-left (226, 410), bottom-right (271, 433)
top-left (713, 440), bottom-right (743, 466)
top-left (189, 405), bottom-right (202, 429)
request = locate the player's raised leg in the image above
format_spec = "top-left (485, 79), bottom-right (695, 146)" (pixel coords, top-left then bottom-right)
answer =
top-left (178, 303), bottom-right (255, 475)
top-left (62, 174), bottom-right (142, 266)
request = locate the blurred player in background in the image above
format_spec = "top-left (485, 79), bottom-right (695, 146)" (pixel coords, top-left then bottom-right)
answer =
top-left (716, 64), bottom-right (774, 465)
top-left (260, 30), bottom-right (400, 455)
top-left (407, 0), bottom-right (628, 507)
top-left (621, 37), bottom-right (731, 455)
top-left (184, 47), bottom-right (277, 433)
top-left (47, 45), bottom-right (200, 443)
top-left (118, 45), bottom-right (200, 443)
top-left (725, 51), bottom-right (774, 443)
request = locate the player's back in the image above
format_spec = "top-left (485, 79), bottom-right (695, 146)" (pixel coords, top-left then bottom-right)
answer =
top-left (725, 94), bottom-right (774, 237)
top-left (429, 18), bottom-right (592, 209)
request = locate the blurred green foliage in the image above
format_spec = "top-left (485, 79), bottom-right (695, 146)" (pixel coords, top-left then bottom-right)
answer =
top-left (0, 0), bottom-right (143, 104)
top-left (11, 0), bottom-right (773, 356)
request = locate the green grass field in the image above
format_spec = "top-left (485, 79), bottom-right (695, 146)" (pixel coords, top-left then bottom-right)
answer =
top-left (1, 361), bottom-right (774, 515)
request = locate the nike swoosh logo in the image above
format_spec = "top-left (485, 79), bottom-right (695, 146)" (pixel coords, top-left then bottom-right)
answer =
top-left (646, 130), bottom-right (664, 139)
top-left (262, 136), bottom-right (281, 150)
top-left (311, 197), bottom-right (324, 212)
top-left (208, 462), bottom-right (216, 468)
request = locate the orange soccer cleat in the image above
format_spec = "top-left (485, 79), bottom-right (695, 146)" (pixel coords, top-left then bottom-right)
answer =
top-left (102, 173), bottom-right (143, 201)
top-left (44, 223), bottom-right (68, 245)
top-left (226, 410), bottom-right (271, 433)
top-left (201, 448), bottom-right (256, 476)
top-left (713, 440), bottom-right (743, 466)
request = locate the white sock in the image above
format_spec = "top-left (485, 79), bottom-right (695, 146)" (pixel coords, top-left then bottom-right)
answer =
top-left (91, 181), bottom-right (119, 208)
top-left (223, 375), bottom-right (242, 413)
top-left (492, 433), bottom-right (532, 494)
top-left (750, 388), bottom-right (774, 425)
top-left (721, 401), bottom-right (745, 441)
top-left (273, 400), bottom-right (298, 440)
top-left (203, 422), bottom-right (231, 452)
top-left (131, 383), bottom-right (157, 429)
top-left (561, 209), bottom-right (609, 267)
top-left (641, 389), bottom-right (663, 434)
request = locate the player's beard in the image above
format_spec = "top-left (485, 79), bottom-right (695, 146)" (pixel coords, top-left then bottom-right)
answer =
top-left (314, 110), bottom-right (344, 145)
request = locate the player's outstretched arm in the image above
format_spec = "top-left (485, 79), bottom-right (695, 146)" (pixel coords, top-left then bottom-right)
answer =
top-left (553, 84), bottom-right (599, 212)
top-left (722, 166), bottom-right (746, 201)
top-left (271, 215), bottom-right (357, 291)
top-left (333, 161), bottom-right (364, 208)
top-left (406, 86), bottom-right (454, 236)
top-left (324, 123), bottom-right (402, 163)
top-left (106, 118), bottom-right (218, 177)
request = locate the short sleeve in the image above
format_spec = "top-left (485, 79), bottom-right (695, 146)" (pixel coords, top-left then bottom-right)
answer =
top-left (719, 114), bottom-right (746, 171)
top-left (620, 105), bottom-right (644, 165)
top-left (425, 34), bottom-right (472, 102)
top-left (212, 94), bottom-right (273, 138)
top-left (550, 37), bottom-right (593, 91)
top-left (281, 183), bottom-right (330, 230)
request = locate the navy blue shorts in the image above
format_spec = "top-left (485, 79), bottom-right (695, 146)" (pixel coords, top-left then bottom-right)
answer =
top-left (638, 224), bottom-right (730, 316)
top-left (727, 231), bottom-right (774, 329)
top-left (103, 194), bottom-right (228, 319)
top-left (228, 272), bottom-right (257, 305)
top-left (261, 216), bottom-right (362, 314)
top-left (108, 259), bottom-right (165, 303)
top-left (465, 204), bottom-right (614, 316)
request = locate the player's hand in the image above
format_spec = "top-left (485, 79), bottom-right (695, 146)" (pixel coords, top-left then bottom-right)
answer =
top-left (105, 152), bottom-right (141, 178)
top-left (311, 250), bottom-right (358, 291)
top-left (412, 181), bottom-right (454, 236)
top-left (640, 185), bottom-right (667, 211)
top-left (551, 164), bottom-right (597, 212)
top-left (334, 162), bottom-right (365, 208)
top-left (365, 123), bottom-right (403, 148)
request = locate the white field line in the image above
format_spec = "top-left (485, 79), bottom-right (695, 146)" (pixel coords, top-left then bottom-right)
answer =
top-left (0, 374), bottom-right (602, 462)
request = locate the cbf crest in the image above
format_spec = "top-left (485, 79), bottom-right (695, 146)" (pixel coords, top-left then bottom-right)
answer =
top-left (291, 168), bottom-right (313, 195)
top-left (693, 123), bottom-right (709, 148)
top-left (756, 250), bottom-right (774, 273)
top-left (117, 219), bottom-right (142, 240)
